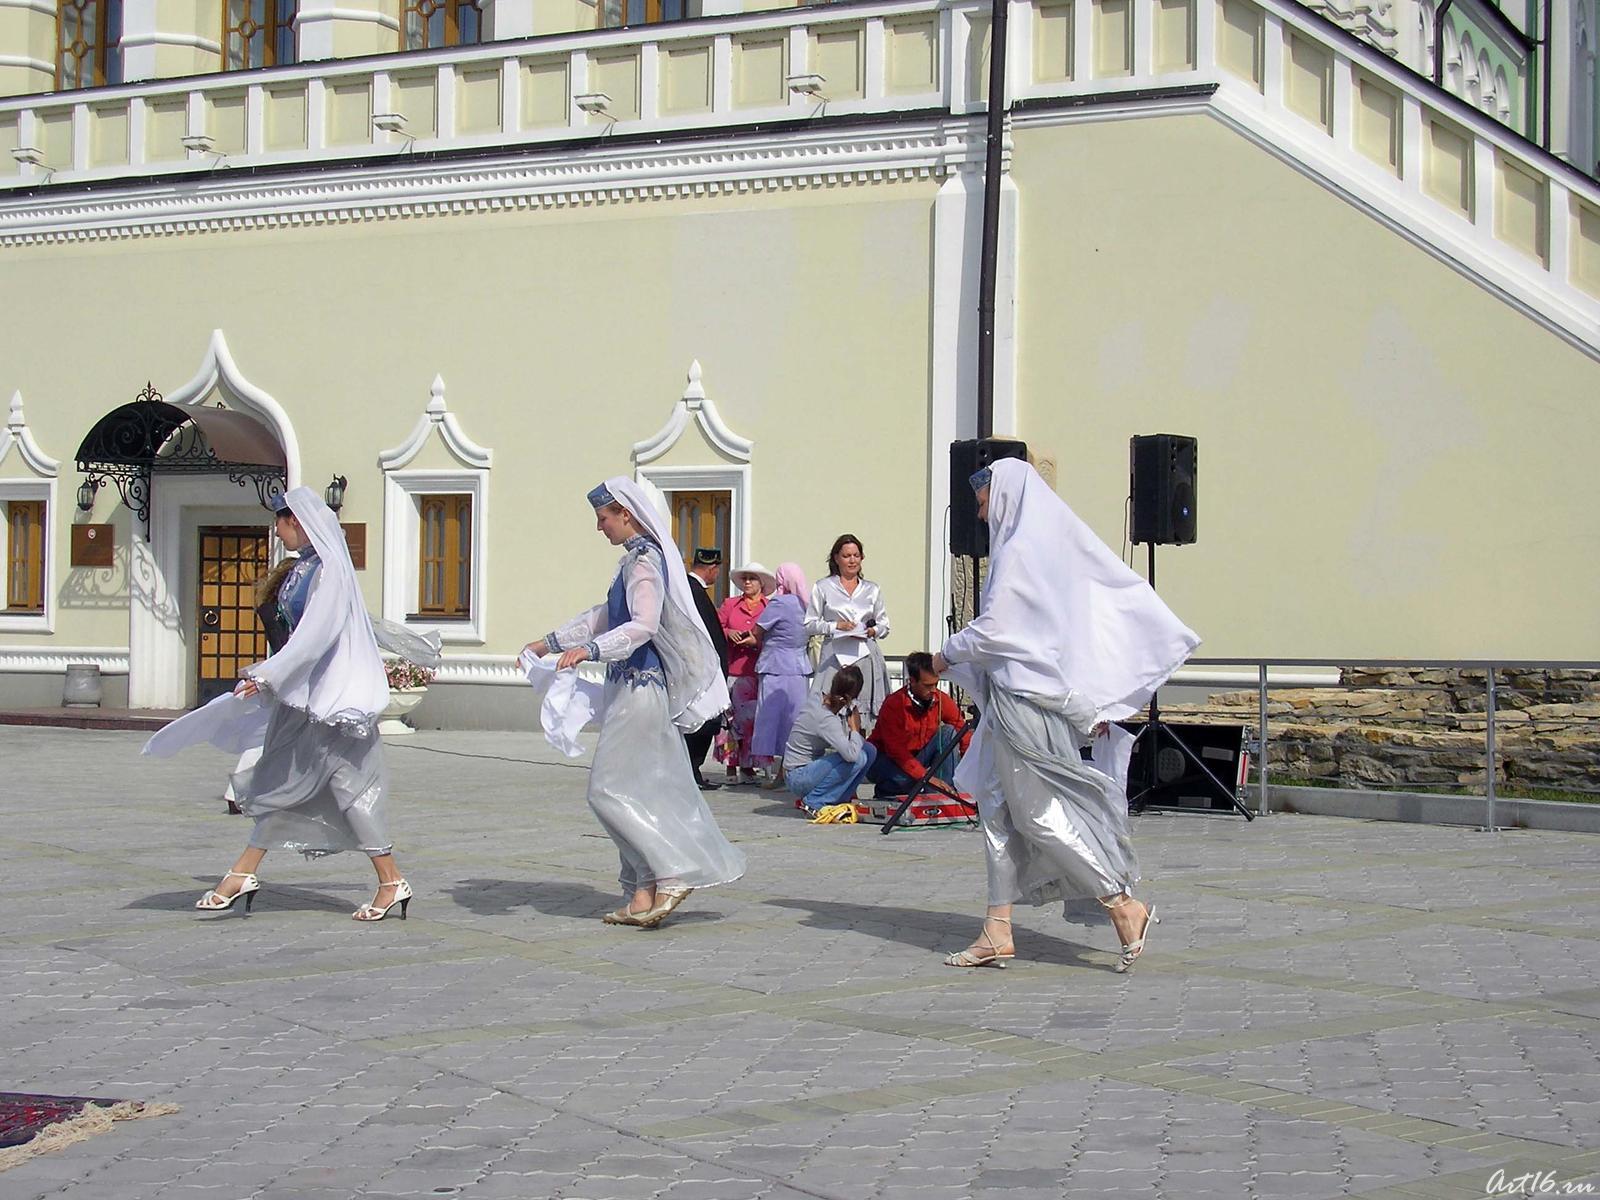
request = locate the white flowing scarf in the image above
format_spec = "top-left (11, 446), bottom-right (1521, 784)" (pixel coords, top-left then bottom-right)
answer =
top-left (605, 476), bottom-right (731, 730)
top-left (955, 459), bottom-right (1200, 723)
top-left (247, 486), bottom-right (389, 730)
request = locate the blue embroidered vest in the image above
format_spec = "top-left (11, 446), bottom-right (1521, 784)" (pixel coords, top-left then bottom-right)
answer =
top-left (277, 548), bottom-right (321, 632)
top-left (607, 537), bottom-right (664, 685)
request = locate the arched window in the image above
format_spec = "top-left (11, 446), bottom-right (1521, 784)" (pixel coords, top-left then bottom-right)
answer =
top-left (56, 0), bottom-right (122, 90)
top-left (402, 0), bottom-right (482, 50)
top-left (224, 0), bottom-right (298, 71)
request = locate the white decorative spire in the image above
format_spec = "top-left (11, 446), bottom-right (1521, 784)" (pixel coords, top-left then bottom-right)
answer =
top-left (0, 390), bottom-right (61, 477)
top-left (378, 374), bottom-right (493, 470)
top-left (632, 359), bottom-right (753, 465)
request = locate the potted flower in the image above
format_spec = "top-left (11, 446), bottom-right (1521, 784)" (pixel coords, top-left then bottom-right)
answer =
top-left (379, 659), bottom-right (435, 735)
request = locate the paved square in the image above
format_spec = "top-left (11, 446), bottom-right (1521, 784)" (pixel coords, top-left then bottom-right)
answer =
top-left (3, 725), bottom-right (1598, 1199)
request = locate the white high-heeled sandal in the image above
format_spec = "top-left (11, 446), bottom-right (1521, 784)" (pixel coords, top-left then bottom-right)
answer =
top-left (944, 916), bottom-right (1015, 968)
top-left (1101, 894), bottom-right (1158, 972)
top-left (354, 878), bottom-right (413, 922)
top-left (196, 871), bottom-right (260, 914)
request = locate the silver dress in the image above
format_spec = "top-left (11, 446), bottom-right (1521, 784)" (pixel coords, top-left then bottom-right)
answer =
top-left (548, 536), bottom-right (746, 894)
top-left (235, 551), bottom-right (392, 858)
top-left (972, 686), bottom-right (1138, 908)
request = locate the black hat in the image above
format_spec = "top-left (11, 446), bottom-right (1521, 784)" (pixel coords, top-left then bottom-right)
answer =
top-left (692, 547), bottom-right (723, 566)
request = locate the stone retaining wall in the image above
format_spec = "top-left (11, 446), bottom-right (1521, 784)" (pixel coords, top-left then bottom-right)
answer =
top-left (1160, 668), bottom-right (1600, 795)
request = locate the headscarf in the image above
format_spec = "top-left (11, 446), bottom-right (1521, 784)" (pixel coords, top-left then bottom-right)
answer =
top-left (602, 476), bottom-right (731, 730)
top-left (247, 486), bottom-right (389, 730)
top-left (950, 459), bottom-right (1199, 723)
top-left (773, 562), bottom-right (810, 599)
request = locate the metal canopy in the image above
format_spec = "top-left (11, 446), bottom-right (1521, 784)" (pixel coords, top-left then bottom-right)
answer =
top-left (75, 383), bottom-right (287, 533)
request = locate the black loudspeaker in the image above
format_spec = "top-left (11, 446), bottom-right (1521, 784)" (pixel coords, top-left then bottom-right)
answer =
top-left (1120, 721), bottom-right (1250, 813)
top-left (1130, 434), bottom-right (1197, 545)
top-left (950, 438), bottom-right (1028, 557)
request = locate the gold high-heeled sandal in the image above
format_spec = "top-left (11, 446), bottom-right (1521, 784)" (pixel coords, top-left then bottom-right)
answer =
top-left (196, 871), bottom-right (260, 914)
top-left (1100, 894), bottom-right (1157, 972)
top-left (943, 916), bottom-right (1014, 968)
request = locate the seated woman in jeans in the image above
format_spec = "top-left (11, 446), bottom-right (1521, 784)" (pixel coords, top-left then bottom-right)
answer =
top-left (782, 665), bottom-right (877, 814)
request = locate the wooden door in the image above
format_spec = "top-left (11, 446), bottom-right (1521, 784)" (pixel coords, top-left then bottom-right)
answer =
top-left (196, 526), bottom-right (272, 705)
top-left (668, 489), bottom-right (732, 604)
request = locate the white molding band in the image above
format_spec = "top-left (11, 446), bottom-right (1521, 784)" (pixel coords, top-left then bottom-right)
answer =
top-left (0, 647), bottom-right (129, 674)
top-left (296, 8), bottom-right (402, 30)
top-left (0, 391), bottom-right (61, 477)
top-left (0, 120), bottom-right (964, 247)
top-left (118, 33), bottom-right (224, 53)
top-left (632, 359), bottom-right (754, 465)
top-left (0, 55), bottom-right (53, 73)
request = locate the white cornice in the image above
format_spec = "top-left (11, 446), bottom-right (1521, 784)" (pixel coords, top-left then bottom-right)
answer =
top-left (0, 119), bottom-right (970, 246)
top-left (379, 375), bottom-right (493, 470)
top-left (0, 647), bottom-right (129, 675)
top-left (633, 360), bottom-right (754, 465)
top-left (167, 329), bottom-right (302, 487)
top-left (0, 390), bottom-right (61, 478)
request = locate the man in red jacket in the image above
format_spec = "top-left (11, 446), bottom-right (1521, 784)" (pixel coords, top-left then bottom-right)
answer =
top-left (867, 651), bottom-right (973, 796)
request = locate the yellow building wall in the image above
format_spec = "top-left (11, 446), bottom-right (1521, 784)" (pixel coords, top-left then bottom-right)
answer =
top-left (0, 181), bottom-right (935, 660)
top-left (1011, 114), bottom-right (1600, 661)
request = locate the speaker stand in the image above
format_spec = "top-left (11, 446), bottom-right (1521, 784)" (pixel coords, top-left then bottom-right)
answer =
top-left (1128, 542), bottom-right (1255, 821)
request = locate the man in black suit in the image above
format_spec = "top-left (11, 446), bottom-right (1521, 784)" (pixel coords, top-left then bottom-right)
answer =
top-left (684, 546), bottom-right (730, 789)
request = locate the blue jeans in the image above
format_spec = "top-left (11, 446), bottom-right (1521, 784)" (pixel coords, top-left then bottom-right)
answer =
top-left (867, 725), bottom-right (962, 796)
top-left (787, 743), bottom-right (878, 813)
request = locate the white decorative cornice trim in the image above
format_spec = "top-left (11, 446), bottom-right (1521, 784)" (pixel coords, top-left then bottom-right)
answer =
top-left (0, 54), bottom-right (52, 73)
top-left (0, 390), bottom-right (61, 477)
top-left (166, 329), bottom-right (302, 487)
top-left (0, 0), bottom-right (60, 17)
top-left (432, 654), bottom-right (603, 686)
top-left (0, 647), bottom-right (129, 675)
top-left (295, 8), bottom-right (402, 31)
top-left (633, 360), bottom-right (753, 465)
top-left (0, 120), bottom-right (968, 246)
top-left (119, 33), bottom-right (224, 53)
top-left (378, 375), bottom-right (493, 470)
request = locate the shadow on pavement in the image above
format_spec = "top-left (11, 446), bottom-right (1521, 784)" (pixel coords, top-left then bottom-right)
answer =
top-left (445, 876), bottom-right (618, 919)
top-left (763, 897), bottom-right (1108, 969)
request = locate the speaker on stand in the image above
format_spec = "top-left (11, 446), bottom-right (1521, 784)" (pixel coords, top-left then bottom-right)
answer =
top-left (1126, 434), bottom-right (1249, 819)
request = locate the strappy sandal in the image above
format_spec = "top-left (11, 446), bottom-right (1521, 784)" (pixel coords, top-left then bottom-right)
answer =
top-left (353, 879), bottom-right (412, 922)
top-left (1101, 894), bottom-right (1158, 973)
top-left (943, 916), bottom-right (1014, 968)
top-left (196, 871), bottom-right (260, 914)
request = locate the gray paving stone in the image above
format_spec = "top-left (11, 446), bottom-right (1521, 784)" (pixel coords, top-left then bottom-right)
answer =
top-left (3, 727), bottom-right (1600, 1200)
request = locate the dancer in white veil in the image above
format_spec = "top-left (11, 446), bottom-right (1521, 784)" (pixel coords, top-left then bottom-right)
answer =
top-left (523, 477), bottom-right (745, 928)
top-left (934, 459), bottom-right (1199, 971)
top-left (146, 487), bottom-right (414, 922)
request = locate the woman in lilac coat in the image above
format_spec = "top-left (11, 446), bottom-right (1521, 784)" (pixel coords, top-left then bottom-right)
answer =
top-left (750, 562), bottom-right (813, 787)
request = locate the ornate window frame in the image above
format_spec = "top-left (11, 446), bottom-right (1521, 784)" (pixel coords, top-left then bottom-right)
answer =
top-left (379, 375), bottom-right (491, 646)
top-left (0, 391), bottom-right (61, 634)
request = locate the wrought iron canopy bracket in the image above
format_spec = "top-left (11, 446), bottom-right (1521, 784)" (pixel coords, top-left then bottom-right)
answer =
top-left (73, 383), bottom-right (288, 543)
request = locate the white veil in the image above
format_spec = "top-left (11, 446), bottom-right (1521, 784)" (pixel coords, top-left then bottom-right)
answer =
top-left (958, 459), bottom-right (1200, 723)
top-left (606, 475), bottom-right (731, 730)
top-left (248, 486), bottom-right (390, 730)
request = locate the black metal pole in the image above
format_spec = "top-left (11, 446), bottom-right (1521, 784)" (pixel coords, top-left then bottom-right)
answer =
top-left (975, 0), bottom-right (1009, 442)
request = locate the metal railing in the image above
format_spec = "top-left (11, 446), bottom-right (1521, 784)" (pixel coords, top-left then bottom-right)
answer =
top-left (1172, 658), bottom-right (1600, 829)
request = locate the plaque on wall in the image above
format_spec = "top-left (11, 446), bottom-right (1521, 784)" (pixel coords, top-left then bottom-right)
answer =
top-left (342, 523), bottom-right (367, 570)
top-left (70, 523), bottom-right (115, 568)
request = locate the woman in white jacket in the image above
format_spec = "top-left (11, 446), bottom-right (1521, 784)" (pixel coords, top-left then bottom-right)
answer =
top-left (804, 533), bottom-right (891, 729)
